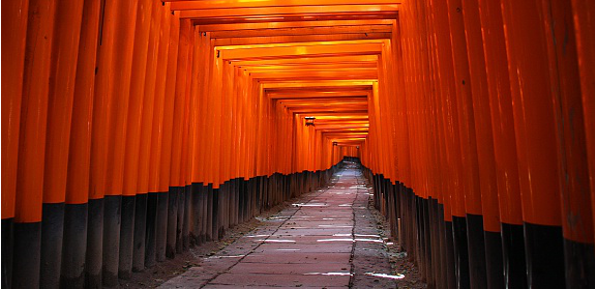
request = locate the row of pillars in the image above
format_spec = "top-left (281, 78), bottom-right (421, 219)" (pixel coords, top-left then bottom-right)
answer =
top-left (368, 166), bottom-right (595, 288)
top-left (3, 167), bottom-right (336, 288)
top-left (2, 0), bottom-right (350, 288)
top-left (359, 0), bottom-right (594, 288)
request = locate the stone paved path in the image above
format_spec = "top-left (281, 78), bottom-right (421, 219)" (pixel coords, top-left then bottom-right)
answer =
top-left (159, 163), bottom-right (399, 289)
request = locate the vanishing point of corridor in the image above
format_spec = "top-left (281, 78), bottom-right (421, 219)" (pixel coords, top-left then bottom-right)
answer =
top-left (159, 162), bottom-right (402, 289)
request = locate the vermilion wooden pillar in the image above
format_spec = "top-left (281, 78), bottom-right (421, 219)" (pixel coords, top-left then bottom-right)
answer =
top-left (187, 25), bottom-right (204, 246)
top-left (40, 0), bottom-right (85, 287)
top-left (426, 0), bottom-right (459, 286)
top-left (153, 11), bottom-right (180, 264)
top-left (97, 0), bottom-right (140, 285)
top-left (540, 0), bottom-right (595, 287)
top-left (121, 0), bottom-right (153, 275)
top-left (570, 2), bottom-right (595, 283)
top-left (177, 26), bottom-right (192, 251)
top-left (13, 0), bottom-right (57, 288)
top-left (477, 0), bottom-right (528, 287)
top-left (501, 0), bottom-right (565, 287)
top-left (149, 0), bottom-right (175, 263)
top-left (1, 1), bottom-right (29, 287)
top-left (135, 2), bottom-right (163, 265)
top-left (88, 0), bottom-right (119, 286)
top-left (461, 0), bottom-right (504, 288)
top-left (168, 17), bottom-right (192, 259)
top-left (62, 0), bottom-right (102, 287)
top-left (445, 0), bottom-right (487, 287)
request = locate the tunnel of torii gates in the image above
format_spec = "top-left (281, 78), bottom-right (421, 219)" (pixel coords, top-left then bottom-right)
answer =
top-left (1, 0), bottom-right (595, 289)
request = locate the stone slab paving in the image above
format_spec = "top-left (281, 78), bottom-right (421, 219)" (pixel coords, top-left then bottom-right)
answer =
top-left (159, 163), bottom-right (399, 289)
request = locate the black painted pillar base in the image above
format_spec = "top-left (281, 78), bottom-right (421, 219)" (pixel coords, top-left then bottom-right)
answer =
top-left (212, 188), bottom-right (219, 241)
top-left (154, 192), bottom-right (168, 263)
top-left (12, 221), bottom-right (41, 289)
top-left (466, 213), bottom-right (487, 288)
top-left (524, 222), bottom-right (565, 288)
top-left (145, 192), bottom-right (158, 267)
top-left (245, 179), bottom-right (251, 222)
top-left (2, 218), bottom-right (14, 289)
top-left (452, 215), bottom-right (470, 289)
top-left (255, 177), bottom-right (262, 216)
top-left (244, 179), bottom-right (250, 221)
top-left (235, 179), bottom-right (241, 226)
top-left (437, 204), bottom-right (447, 289)
top-left (133, 193), bottom-right (147, 272)
top-left (190, 183), bottom-right (202, 246)
top-left (408, 189), bottom-right (415, 258)
top-left (563, 239), bottom-right (595, 288)
top-left (61, 203), bottom-right (88, 288)
top-left (218, 186), bottom-right (229, 239)
top-left (102, 195), bottom-right (122, 287)
top-left (201, 185), bottom-right (208, 244)
top-left (501, 222), bottom-right (527, 288)
top-left (181, 185), bottom-right (190, 252)
top-left (255, 177), bottom-right (261, 216)
top-left (267, 175), bottom-right (272, 209)
top-left (430, 199), bottom-right (441, 288)
top-left (414, 196), bottom-right (423, 276)
top-left (166, 187), bottom-right (179, 259)
top-left (118, 195), bottom-right (135, 279)
top-left (217, 185), bottom-right (224, 240)
top-left (484, 230), bottom-right (505, 289)
top-left (86, 198), bottom-right (104, 288)
top-left (176, 186), bottom-right (187, 253)
top-left (40, 202), bottom-right (65, 288)
top-left (229, 180), bottom-right (235, 228)
top-left (238, 180), bottom-right (245, 224)
top-left (445, 220), bottom-right (457, 289)
top-left (205, 184), bottom-right (213, 241)
top-left (421, 197), bottom-right (433, 287)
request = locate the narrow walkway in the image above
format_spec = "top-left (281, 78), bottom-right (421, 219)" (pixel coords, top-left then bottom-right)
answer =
top-left (160, 163), bottom-right (398, 289)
